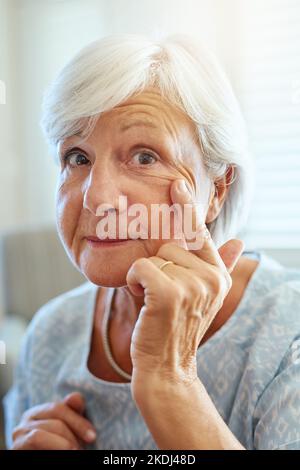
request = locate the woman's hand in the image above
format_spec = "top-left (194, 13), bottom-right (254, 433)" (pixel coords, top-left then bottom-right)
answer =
top-left (11, 392), bottom-right (96, 450)
top-left (126, 178), bottom-right (244, 394)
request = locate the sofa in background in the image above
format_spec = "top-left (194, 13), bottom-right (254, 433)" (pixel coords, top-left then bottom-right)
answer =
top-left (0, 225), bottom-right (85, 448)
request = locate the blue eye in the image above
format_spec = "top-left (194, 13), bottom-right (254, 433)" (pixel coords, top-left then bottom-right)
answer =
top-left (64, 152), bottom-right (90, 167)
top-left (131, 151), bottom-right (158, 166)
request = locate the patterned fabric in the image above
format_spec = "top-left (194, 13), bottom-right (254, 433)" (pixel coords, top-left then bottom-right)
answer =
top-left (3, 251), bottom-right (300, 450)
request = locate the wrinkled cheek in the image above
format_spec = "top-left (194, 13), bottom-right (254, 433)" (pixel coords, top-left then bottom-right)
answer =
top-left (55, 181), bottom-right (83, 250)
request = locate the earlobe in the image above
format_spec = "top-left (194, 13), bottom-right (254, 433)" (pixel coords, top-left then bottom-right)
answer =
top-left (205, 198), bottom-right (219, 224)
top-left (205, 180), bottom-right (228, 224)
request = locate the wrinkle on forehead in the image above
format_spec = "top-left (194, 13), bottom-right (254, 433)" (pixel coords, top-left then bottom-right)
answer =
top-left (101, 89), bottom-right (201, 165)
top-left (114, 88), bottom-right (195, 136)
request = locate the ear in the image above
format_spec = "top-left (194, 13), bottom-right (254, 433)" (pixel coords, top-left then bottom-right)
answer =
top-left (205, 165), bottom-right (235, 224)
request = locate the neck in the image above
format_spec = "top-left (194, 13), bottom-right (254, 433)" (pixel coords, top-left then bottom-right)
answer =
top-left (110, 285), bottom-right (145, 326)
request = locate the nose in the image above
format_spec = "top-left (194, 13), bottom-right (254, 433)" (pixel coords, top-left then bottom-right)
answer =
top-left (83, 159), bottom-right (124, 216)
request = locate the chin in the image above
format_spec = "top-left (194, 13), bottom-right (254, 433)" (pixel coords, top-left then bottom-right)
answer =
top-left (84, 271), bottom-right (129, 287)
top-left (78, 256), bottom-right (136, 287)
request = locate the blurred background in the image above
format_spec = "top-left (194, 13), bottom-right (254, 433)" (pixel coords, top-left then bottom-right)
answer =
top-left (0, 0), bottom-right (299, 448)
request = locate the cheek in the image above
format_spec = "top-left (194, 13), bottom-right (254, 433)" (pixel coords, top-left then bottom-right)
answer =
top-left (137, 185), bottom-right (171, 232)
top-left (130, 185), bottom-right (178, 243)
top-left (55, 178), bottom-right (83, 245)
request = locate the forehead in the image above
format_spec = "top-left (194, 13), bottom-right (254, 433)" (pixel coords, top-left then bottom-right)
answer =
top-left (59, 88), bottom-right (203, 180)
top-left (99, 88), bottom-right (196, 137)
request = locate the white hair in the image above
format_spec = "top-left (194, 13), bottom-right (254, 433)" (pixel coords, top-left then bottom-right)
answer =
top-left (40, 33), bottom-right (253, 247)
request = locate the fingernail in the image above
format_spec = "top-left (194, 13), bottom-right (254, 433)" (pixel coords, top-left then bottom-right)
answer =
top-left (85, 429), bottom-right (97, 442)
top-left (178, 179), bottom-right (188, 193)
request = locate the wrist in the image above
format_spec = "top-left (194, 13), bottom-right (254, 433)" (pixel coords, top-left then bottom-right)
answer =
top-left (131, 368), bottom-right (202, 408)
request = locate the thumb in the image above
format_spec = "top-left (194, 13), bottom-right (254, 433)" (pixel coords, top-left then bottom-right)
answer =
top-left (63, 392), bottom-right (85, 415)
top-left (218, 239), bottom-right (245, 274)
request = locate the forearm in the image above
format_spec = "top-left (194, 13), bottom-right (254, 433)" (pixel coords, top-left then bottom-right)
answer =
top-left (133, 376), bottom-right (245, 450)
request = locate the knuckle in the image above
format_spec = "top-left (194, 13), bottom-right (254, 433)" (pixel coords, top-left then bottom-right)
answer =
top-left (12, 425), bottom-right (23, 441)
top-left (207, 267), bottom-right (232, 313)
top-left (189, 278), bottom-right (206, 311)
top-left (171, 283), bottom-right (185, 303)
top-left (156, 244), bottom-right (172, 259)
top-left (189, 276), bottom-right (205, 298)
top-left (133, 257), bottom-right (149, 270)
top-left (22, 402), bottom-right (53, 421)
top-left (21, 408), bottom-right (34, 422)
top-left (51, 401), bottom-right (65, 416)
top-left (209, 267), bottom-right (227, 296)
top-left (27, 429), bottom-right (43, 448)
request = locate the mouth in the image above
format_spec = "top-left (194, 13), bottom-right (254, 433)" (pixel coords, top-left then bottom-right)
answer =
top-left (85, 236), bottom-right (134, 248)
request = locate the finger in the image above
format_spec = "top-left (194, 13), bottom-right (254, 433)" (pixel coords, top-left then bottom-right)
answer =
top-left (171, 179), bottom-right (243, 270)
top-left (63, 392), bottom-right (85, 415)
top-left (145, 255), bottom-right (178, 277)
top-left (162, 235), bottom-right (245, 275)
top-left (154, 243), bottom-right (209, 272)
top-left (126, 257), bottom-right (170, 297)
top-left (134, 254), bottom-right (206, 298)
top-left (218, 238), bottom-right (245, 273)
top-left (14, 419), bottom-right (82, 449)
top-left (170, 179), bottom-right (221, 265)
top-left (25, 402), bottom-right (96, 443)
top-left (42, 419), bottom-right (82, 448)
top-left (146, 256), bottom-right (207, 292)
top-left (14, 429), bottom-right (78, 450)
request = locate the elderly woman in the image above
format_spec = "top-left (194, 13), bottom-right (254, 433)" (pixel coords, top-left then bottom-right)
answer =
top-left (3, 33), bottom-right (300, 450)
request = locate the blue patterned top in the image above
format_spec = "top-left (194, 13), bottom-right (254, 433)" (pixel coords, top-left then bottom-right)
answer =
top-left (3, 251), bottom-right (300, 450)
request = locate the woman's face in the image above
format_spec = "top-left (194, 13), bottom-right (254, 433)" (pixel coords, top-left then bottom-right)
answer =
top-left (56, 88), bottom-right (212, 286)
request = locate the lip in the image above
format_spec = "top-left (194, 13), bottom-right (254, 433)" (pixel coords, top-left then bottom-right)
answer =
top-left (85, 236), bottom-right (133, 247)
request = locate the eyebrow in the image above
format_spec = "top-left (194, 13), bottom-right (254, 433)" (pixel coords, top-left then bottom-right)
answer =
top-left (119, 120), bottom-right (159, 132)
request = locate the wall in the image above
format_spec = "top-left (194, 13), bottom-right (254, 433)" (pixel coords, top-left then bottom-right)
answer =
top-left (0, 0), bottom-right (20, 229)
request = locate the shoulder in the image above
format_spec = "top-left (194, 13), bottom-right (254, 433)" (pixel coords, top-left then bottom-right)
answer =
top-left (238, 252), bottom-right (300, 376)
top-left (243, 250), bottom-right (300, 314)
top-left (217, 251), bottom-right (300, 376)
top-left (253, 251), bottom-right (300, 319)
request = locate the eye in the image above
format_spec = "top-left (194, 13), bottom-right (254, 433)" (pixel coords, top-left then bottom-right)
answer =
top-left (130, 151), bottom-right (158, 166)
top-left (63, 151), bottom-right (90, 168)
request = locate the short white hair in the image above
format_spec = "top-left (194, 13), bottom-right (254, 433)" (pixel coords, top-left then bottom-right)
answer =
top-left (41, 33), bottom-right (253, 247)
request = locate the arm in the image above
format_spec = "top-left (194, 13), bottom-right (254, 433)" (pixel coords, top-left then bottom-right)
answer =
top-left (133, 375), bottom-right (245, 450)
top-left (126, 178), bottom-right (245, 449)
